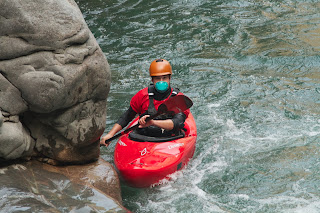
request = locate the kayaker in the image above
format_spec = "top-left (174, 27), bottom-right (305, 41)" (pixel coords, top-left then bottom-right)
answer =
top-left (100, 59), bottom-right (190, 147)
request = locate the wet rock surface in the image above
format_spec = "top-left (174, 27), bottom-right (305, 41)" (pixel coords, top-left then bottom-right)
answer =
top-left (0, 159), bottom-right (128, 212)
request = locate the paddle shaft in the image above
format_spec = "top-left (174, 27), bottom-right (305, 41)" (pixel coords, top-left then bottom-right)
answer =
top-left (104, 112), bottom-right (160, 145)
top-left (101, 94), bottom-right (193, 147)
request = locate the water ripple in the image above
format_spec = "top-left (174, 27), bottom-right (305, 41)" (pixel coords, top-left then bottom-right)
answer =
top-left (74, 0), bottom-right (320, 212)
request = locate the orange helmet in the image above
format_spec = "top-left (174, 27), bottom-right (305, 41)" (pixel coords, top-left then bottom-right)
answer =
top-left (149, 59), bottom-right (172, 77)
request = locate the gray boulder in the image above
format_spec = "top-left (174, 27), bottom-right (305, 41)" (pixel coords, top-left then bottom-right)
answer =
top-left (0, 0), bottom-right (111, 164)
top-left (0, 111), bottom-right (2, 134)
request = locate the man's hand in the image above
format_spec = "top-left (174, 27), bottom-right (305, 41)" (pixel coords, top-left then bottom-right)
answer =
top-left (100, 133), bottom-right (114, 147)
top-left (138, 115), bottom-right (153, 128)
top-left (99, 123), bottom-right (123, 148)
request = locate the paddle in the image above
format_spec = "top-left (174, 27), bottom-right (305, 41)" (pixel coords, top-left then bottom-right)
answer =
top-left (101, 95), bottom-right (193, 146)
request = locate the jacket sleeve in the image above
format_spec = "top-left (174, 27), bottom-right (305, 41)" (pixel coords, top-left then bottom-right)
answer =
top-left (116, 106), bottom-right (137, 128)
top-left (171, 112), bottom-right (187, 130)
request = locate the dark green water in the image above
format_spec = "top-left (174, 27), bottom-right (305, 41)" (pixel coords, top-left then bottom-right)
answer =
top-left (77, 0), bottom-right (320, 212)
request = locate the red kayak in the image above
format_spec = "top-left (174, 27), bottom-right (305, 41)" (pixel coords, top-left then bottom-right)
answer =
top-left (114, 113), bottom-right (197, 188)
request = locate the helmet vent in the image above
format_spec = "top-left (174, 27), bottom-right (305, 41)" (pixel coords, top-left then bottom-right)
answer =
top-left (156, 59), bottom-right (163, 62)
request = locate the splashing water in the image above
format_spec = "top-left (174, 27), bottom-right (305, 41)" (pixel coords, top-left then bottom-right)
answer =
top-left (76, 0), bottom-right (320, 212)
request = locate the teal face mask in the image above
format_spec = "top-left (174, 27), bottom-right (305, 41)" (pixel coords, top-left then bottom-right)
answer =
top-left (155, 81), bottom-right (169, 93)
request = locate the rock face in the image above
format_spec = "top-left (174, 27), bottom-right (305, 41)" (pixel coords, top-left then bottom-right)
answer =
top-left (0, 159), bottom-right (129, 212)
top-left (0, 0), bottom-right (111, 164)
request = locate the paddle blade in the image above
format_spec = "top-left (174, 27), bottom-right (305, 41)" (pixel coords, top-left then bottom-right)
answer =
top-left (158, 95), bottom-right (193, 114)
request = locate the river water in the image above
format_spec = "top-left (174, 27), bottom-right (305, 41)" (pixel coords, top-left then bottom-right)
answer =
top-left (77, 0), bottom-right (320, 212)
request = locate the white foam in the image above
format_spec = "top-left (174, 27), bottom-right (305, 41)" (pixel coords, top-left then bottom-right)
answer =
top-left (230, 194), bottom-right (250, 200)
top-left (226, 119), bottom-right (244, 136)
top-left (289, 200), bottom-right (320, 213)
top-left (208, 103), bottom-right (221, 108)
top-left (308, 131), bottom-right (319, 137)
